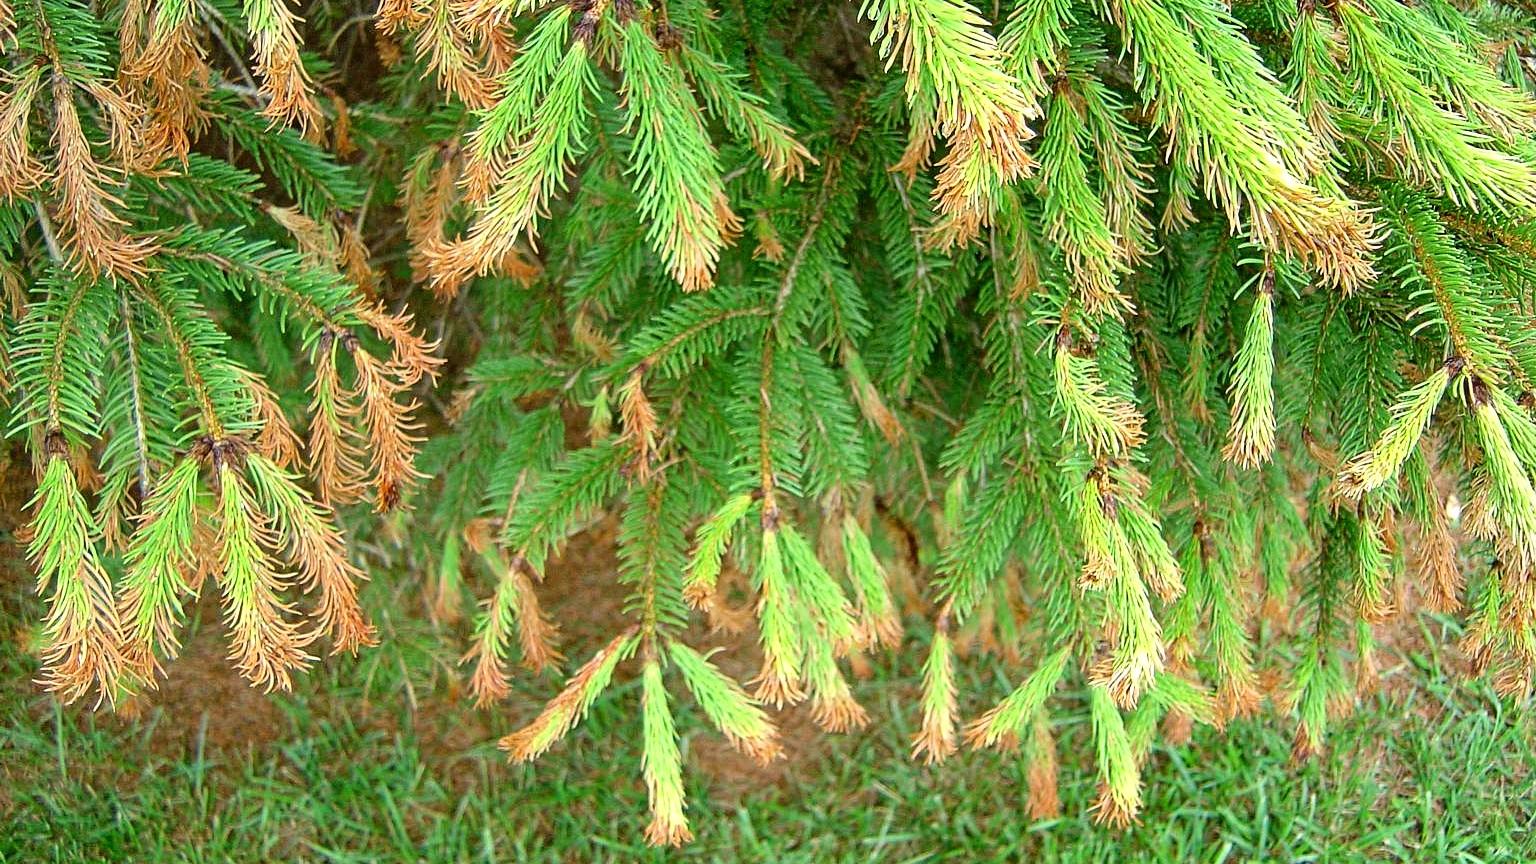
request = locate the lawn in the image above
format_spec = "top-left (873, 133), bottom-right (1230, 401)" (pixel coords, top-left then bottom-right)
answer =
top-left (2, 530), bottom-right (1533, 863)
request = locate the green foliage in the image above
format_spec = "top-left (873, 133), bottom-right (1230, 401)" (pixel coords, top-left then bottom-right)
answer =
top-left (7, 0), bottom-right (1536, 848)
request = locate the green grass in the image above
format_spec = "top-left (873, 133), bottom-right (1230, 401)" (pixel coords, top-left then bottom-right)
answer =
top-left (2, 579), bottom-right (1533, 862)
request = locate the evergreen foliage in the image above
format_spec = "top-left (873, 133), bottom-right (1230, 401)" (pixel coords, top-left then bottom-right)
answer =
top-left (4, 0), bottom-right (1536, 844)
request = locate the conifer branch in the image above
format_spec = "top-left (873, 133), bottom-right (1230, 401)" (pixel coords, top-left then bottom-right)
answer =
top-left (28, 452), bottom-right (125, 704)
top-left (1223, 268), bottom-right (1277, 468)
top-left (213, 462), bottom-right (314, 691)
top-left (861, 0), bottom-right (1035, 245)
top-left (1107, 0), bottom-right (1376, 288)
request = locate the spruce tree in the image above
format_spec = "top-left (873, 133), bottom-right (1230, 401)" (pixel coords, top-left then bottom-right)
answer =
top-left (5, 0), bottom-right (1536, 844)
